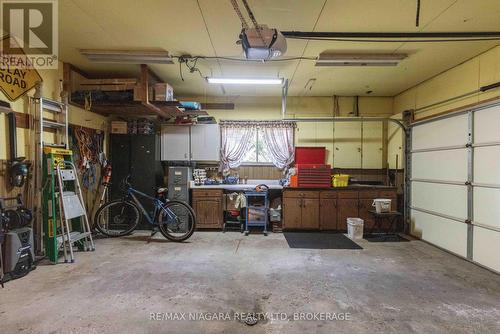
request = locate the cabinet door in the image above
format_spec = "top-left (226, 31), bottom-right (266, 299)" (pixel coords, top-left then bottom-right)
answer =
top-left (337, 199), bottom-right (359, 231)
top-left (358, 199), bottom-right (375, 231)
top-left (160, 125), bottom-right (190, 161)
top-left (283, 197), bottom-right (302, 229)
top-left (192, 197), bottom-right (222, 229)
top-left (320, 199), bottom-right (337, 230)
top-left (190, 124), bottom-right (220, 161)
top-left (334, 122), bottom-right (361, 168)
top-left (301, 199), bottom-right (319, 229)
top-left (362, 122), bottom-right (383, 169)
top-left (110, 135), bottom-right (131, 200)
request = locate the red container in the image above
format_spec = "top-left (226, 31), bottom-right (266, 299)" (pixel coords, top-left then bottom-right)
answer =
top-left (295, 147), bottom-right (326, 165)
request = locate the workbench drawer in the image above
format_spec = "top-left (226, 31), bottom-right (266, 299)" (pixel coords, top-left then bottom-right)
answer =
top-left (283, 190), bottom-right (319, 199)
top-left (337, 191), bottom-right (359, 199)
top-left (358, 190), bottom-right (378, 199)
top-left (192, 189), bottom-right (223, 198)
top-left (378, 190), bottom-right (397, 198)
top-left (320, 191), bottom-right (337, 199)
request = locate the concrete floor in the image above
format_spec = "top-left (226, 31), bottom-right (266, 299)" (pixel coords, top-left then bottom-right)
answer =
top-left (1, 231), bottom-right (499, 334)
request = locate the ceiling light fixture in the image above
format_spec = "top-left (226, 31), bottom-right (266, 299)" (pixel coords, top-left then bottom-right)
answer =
top-left (316, 53), bottom-right (407, 66)
top-left (80, 49), bottom-right (174, 64)
top-left (207, 77), bottom-right (284, 85)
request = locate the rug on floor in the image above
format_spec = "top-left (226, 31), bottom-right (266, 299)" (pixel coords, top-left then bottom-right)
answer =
top-left (284, 232), bottom-right (362, 249)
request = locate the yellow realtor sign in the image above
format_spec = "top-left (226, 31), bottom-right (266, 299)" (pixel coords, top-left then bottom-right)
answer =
top-left (0, 36), bottom-right (43, 101)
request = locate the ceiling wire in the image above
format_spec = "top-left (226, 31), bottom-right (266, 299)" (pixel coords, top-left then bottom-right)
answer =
top-left (393, 0), bottom-right (458, 53)
top-left (416, 0), bottom-right (421, 27)
top-left (289, 0), bottom-right (328, 89)
top-left (196, 0), bottom-right (223, 79)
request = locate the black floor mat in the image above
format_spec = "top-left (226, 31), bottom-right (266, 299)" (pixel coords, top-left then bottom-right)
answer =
top-left (364, 234), bottom-right (409, 242)
top-left (284, 232), bottom-right (362, 250)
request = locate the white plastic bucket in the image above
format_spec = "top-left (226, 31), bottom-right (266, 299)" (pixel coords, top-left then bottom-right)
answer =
top-left (372, 198), bottom-right (391, 213)
top-left (347, 218), bottom-right (364, 240)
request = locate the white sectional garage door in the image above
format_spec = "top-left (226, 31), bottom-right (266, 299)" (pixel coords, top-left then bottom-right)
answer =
top-left (409, 101), bottom-right (500, 273)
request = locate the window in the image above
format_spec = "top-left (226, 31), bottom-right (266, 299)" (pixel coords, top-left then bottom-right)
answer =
top-left (242, 129), bottom-right (272, 164)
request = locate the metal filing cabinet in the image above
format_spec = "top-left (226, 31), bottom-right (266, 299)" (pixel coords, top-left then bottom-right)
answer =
top-left (168, 167), bottom-right (191, 202)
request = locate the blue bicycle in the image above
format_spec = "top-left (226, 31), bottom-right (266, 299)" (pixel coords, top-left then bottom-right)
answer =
top-left (94, 177), bottom-right (196, 242)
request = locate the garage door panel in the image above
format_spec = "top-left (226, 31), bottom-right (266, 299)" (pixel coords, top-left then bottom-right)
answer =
top-left (474, 146), bottom-right (500, 184)
top-left (411, 209), bottom-right (468, 257)
top-left (473, 187), bottom-right (500, 230)
top-left (411, 182), bottom-right (467, 219)
top-left (474, 104), bottom-right (500, 143)
top-left (412, 149), bottom-right (467, 182)
top-left (412, 114), bottom-right (468, 150)
top-left (473, 226), bottom-right (500, 273)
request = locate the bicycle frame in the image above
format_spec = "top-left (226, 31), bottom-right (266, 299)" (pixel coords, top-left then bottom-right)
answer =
top-left (125, 187), bottom-right (177, 226)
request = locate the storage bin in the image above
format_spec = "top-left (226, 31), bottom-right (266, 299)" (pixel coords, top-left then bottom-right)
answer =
top-left (347, 218), bottom-right (364, 240)
top-left (372, 198), bottom-right (391, 213)
top-left (332, 174), bottom-right (349, 187)
top-left (248, 207), bottom-right (266, 221)
top-left (269, 208), bottom-right (281, 222)
top-left (111, 121), bottom-right (128, 134)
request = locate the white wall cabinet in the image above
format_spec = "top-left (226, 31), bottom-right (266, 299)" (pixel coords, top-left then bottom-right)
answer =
top-left (160, 124), bottom-right (220, 162)
top-left (362, 122), bottom-right (383, 169)
top-left (333, 122), bottom-right (362, 168)
top-left (190, 124), bottom-right (220, 161)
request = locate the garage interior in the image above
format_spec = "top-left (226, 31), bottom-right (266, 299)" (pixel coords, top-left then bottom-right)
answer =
top-left (0, 0), bottom-right (500, 333)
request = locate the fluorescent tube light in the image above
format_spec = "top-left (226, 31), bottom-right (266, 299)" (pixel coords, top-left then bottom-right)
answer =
top-left (207, 77), bottom-right (283, 85)
top-left (80, 49), bottom-right (174, 64)
top-left (316, 53), bottom-right (407, 66)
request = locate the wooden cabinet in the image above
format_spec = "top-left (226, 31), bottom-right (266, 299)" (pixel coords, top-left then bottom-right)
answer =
top-left (337, 199), bottom-right (359, 231)
top-left (282, 197), bottom-right (302, 229)
top-left (283, 190), bottom-right (319, 230)
top-left (192, 189), bottom-right (223, 229)
top-left (283, 188), bottom-right (398, 232)
top-left (301, 199), bottom-right (319, 229)
top-left (320, 192), bottom-right (337, 230)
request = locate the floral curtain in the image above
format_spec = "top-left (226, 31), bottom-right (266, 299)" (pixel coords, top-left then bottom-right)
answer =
top-left (219, 121), bottom-right (296, 173)
top-left (219, 122), bottom-right (257, 174)
top-left (260, 122), bottom-right (296, 169)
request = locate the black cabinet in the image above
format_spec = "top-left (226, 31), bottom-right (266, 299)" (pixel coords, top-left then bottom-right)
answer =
top-left (110, 134), bottom-right (163, 227)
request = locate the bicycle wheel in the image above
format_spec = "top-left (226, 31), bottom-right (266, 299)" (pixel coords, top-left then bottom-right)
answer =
top-left (158, 200), bottom-right (196, 242)
top-left (94, 200), bottom-right (140, 237)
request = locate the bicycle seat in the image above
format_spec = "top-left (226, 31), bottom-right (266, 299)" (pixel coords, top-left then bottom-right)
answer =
top-left (157, 187), bottom-right (168, 194)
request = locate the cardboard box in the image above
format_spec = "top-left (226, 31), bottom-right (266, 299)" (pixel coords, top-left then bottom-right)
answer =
top-left (111, 121), bottom-right (128, 134)
top-left (133, 84), bottom-right (154, 101)
top-left (154, 83), bottom-right (174, 101)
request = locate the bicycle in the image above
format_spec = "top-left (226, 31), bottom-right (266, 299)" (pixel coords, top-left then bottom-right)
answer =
top-left (94, 176), bottom-right (196, 242)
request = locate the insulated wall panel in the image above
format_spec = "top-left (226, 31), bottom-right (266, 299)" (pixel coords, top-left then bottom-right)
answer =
top-left (412, 113), bottom-right (468, 150)
top-left (411, 209), bottom-right (468, 257)
top-left (411, 149), bottom-right (467, 182)
top-left (473, 226), bottom-right (500, 273)
top-left (411, 182), bottom-right (467, 219)
top-left (473, 187), bottom-right (500, 230)
top-left (474, 104), bottom-right (500, 143)
top-left (474, 146), bottom-right (500, 184)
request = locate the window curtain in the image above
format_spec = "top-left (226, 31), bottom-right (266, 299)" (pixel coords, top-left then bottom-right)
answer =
top-left (219, 122), bottom-right (257, 175)
top-left (219, 121), bottom-right (296, 174)
top-left (260, 121), bottom-right (296, 170)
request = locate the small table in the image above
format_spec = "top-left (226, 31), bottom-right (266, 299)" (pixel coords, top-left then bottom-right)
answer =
top-left (369, 210), bottom-right (402, 235)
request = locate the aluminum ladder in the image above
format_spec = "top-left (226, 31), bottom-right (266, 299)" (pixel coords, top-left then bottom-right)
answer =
top-left (55, 161), bottom-right (95, 263)
top-left (29, 84), bottom-right (69, 255)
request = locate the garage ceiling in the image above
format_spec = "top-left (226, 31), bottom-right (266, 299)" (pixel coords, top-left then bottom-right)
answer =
top-left (59, 0), bottom-right (500, 97)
